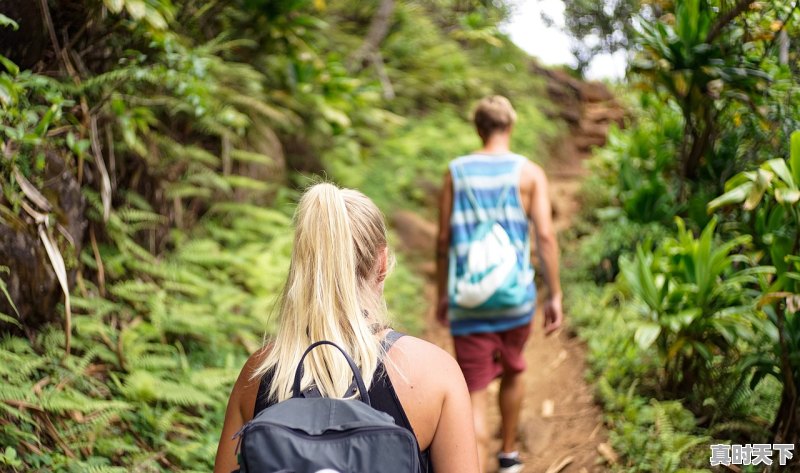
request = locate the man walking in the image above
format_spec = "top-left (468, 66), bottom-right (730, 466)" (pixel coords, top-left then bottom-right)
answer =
top-left (436, 95), bottom-right (564, 473)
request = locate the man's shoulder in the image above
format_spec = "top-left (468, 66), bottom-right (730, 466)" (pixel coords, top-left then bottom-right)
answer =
top-left (449, 153), bottom-right (532, 167)
top-left (519, 158), bottom-right (546, 181)
top-left (449, 154), bottom-right (478, 165)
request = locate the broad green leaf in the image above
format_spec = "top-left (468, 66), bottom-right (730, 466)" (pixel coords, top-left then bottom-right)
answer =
top-left (724, 171), bottom-right (756, 191)
top-left (791, 130), bottom-right (800, 185)
top-left (0, 54), bottom-right (19, 75)
top-left (0, 79), bottom-right (12, 106)
top-left (673, 308), bottom-right (701, 331)
top-left (0, 13), bottom-right (19, 30)
top-left (635, 322), bottom-right (661, 350)
top-left (707, 181), bottom-right (753, 212)
top-left (691, 341), bottom-right (712, 362)
top-left (125, 0), bottom-right (146, 19)
top-left (635, 246), bottom-right (662, 310)
top-left (33, 105), bottom-right (58, 137)
top-left (765, 159), bottom-right (794, 188)
top-left (144, 8), bottom-right (167, 30)
top-left (104, 0), bottom-right (124, 13)
top-left (744, 169), bottom-right (771, 210)
top-left (775, 188), bottom-right (800, 205)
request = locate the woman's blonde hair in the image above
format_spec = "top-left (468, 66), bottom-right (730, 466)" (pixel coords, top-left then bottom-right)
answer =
top-left (253, 182), bottom-right (391, 402)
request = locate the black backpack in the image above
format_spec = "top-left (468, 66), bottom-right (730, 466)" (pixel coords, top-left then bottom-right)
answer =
top-left (234, 340), bottom-right (422, 473)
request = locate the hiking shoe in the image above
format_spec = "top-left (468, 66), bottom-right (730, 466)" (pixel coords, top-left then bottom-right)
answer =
top-left (497, 452), bottom-right (523, 473)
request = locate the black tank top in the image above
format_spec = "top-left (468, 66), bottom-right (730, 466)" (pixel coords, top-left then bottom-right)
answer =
top-left (252, 331), bottom-right (433, 472)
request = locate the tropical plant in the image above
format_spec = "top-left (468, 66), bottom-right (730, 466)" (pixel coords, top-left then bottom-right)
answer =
top-left (1, 0), bottom-right (560, 470)
top-left (566, 283), bottom-right (717, 472)
top-left (586, 95), bottom-right (683, 224)
top-left (617, 217), bottom-right (767, 404)
top-left (632, 0), bottom-right (797, 187)
top-left (632, 0), bottom-right (783, 182)
top-left (708, 130), bottom-right (800, 448)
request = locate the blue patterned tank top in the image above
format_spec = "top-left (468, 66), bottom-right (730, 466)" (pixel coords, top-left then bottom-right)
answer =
top-left (447, 153), bottom-right (536, 336)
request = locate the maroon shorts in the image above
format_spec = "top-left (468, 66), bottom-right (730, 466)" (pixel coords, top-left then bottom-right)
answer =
top-left (453, 323), bottom-right (532, 392)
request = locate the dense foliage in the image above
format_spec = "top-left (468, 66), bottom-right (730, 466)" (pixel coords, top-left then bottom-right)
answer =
top-left (565, 1), bottom-right (800, 470)
top-left (0, 0), bottom-right (558, 470)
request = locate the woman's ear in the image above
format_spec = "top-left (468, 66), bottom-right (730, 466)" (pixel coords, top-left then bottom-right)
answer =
top-left (377, 247), bottom-right (388, 283)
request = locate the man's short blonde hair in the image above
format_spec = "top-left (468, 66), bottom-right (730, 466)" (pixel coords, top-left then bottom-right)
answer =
top-left (473, 95), bottom-right (517, 142)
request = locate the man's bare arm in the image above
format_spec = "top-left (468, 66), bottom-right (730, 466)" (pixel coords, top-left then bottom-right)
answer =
top-left (525, 163), bottom-right (563, 333)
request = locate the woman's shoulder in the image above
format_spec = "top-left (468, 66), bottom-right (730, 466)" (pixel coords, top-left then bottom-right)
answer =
top-left (386, 334), bottom-right (464, 389)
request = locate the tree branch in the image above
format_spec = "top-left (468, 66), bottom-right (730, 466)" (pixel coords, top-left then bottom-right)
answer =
top-left (758, 1), bottom-right (799, 65)
top-left (348, 0), bottom-right (395, 71)
top-left (706, 0), bottom-right (753, 44)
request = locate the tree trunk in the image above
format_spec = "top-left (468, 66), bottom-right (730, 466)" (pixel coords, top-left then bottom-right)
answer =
top-left (681, 106), bottom-right (715, 182)
top-left (349, 0), bottom-right (395, 70)
top-left (778, 30), bottom-right (789, 65)
top-left (0, 152), bottom-right (85, 332)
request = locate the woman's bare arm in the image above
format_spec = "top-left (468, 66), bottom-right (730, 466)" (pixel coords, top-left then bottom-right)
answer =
top-left (428, 350), bottom-right (480, 473)
top-left (214, 350), bottom-right (265, 473)
top-left (386, 336), bottom-right (480, 473)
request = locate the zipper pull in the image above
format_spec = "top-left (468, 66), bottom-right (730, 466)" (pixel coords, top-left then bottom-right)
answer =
top-left (232, 421), bottom-right (250, 459)
top-left (232, 422), bottom-right (249, 440)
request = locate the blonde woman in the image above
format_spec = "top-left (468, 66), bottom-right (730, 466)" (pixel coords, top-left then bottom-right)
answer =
top-left (215, 183), bottom-right (479, 473)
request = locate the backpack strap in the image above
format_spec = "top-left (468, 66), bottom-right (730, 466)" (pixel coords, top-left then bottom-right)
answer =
top-left (292, 341), bottom-right (371, 405)
top-left (380, 330), bottom-right (405, 355)
top-left (293, 333), bottom-right (405, 403)
top-left (452, 164), bottom-right (484, 220)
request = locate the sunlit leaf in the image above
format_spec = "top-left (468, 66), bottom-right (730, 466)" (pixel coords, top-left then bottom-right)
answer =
top-left (744, 169), bottom-right (771, 210)
top-left (144, 8), bottom-right (167, 30)
top-left (0, 54), bottom-right (19, 75)
top-left (765, 158), bottom-right (794, 188)
top-left (707, 181), bottom-right (753, 212)
top-left (125, 0), bottom-right (146, 19)
top-left (0, 13), bottom-right (19, 30)
top-left (791, 130), bottom-right (800, 185)
top-left (775, 188), bottom-right (800, 205)
top-left (103, 0), bottom-right (124, 13)
top-left (635, 322), bottom-right (661, 350)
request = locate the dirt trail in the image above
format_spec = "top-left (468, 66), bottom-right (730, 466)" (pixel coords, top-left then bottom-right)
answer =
top-left (418, 136), bottom-right (609, 473)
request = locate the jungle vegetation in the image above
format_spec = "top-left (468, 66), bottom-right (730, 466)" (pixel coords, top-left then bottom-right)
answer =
top-left (564, 1), bottom-right (800, 470)
top-left (2, 0), bottom-right (800, 471)
top-left (0, 0), bottom-right (556, 470)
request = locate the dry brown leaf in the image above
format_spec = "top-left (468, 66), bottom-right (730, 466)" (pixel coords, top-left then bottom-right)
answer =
top-left (90, 115), bottom-right (112, 222)
top-left (544, 455), bottom-right (574, 473)
top-left (14, 168), bottom-right (52, 212)
top-left (38, 225), bottom-right (72, 355)
top-left (597, 442), bottom-right (619, 464)
top-left (542, 399), bottom-right (555, 418)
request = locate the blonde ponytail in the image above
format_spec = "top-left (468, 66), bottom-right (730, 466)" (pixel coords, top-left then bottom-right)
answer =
top-left (254, 183), bottom-right (391, 402)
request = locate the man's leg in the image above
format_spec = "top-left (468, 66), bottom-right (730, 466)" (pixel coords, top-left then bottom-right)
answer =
top-left (498, 369), bottom-right (525, 453)
top-left (454, 332), bottom-right (502, 472)
top-left (497, 322), bottom-right (531, 456)
top-left (470, 388), bottom-right (490, 473)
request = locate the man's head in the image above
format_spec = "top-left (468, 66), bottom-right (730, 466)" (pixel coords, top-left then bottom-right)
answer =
top-left (473, 95), bottom-right (516, 143)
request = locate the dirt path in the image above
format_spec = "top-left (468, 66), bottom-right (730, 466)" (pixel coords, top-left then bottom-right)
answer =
top-left (417, 136), bottom-right (611, 473)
